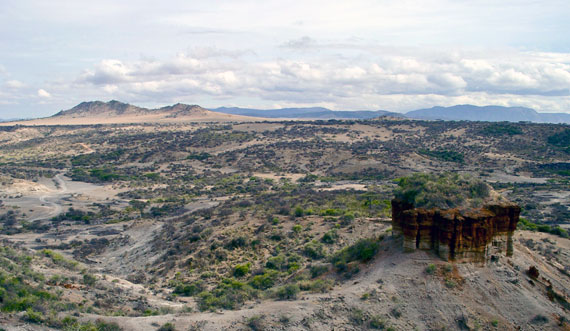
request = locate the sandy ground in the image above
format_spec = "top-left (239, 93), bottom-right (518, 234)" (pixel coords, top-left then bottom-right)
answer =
top-left (1, 175), bottom-right (124, 222)
top-left (486, 171), bottom-right (549, 184)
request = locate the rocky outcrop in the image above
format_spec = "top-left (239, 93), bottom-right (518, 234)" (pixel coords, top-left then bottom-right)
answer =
top-left (391, 199), bottom-right (520, 262)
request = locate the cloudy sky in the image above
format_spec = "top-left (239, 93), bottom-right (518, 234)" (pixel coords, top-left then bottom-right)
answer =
top-left (1, 0), bottom-right (570, 118)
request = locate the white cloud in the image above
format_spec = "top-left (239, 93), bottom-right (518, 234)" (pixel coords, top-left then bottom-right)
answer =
top-left (37, 89), bottom-right (52, 98)
top-left (70, 47), bottom-right (570, 113)
top-left (2, 1), bottom-right (569, 117)
top-left (4, 80), bottom-right (26, 89)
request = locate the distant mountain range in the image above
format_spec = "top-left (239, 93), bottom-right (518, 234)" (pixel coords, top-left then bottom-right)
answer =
top-left (2, 101), bottom-right (569, 125)
top-left (406, 105), bottom-right (570, 123)
top-left (211, 106), bottom-right (403, 120)
top-left (213, 105), bottom-right (570, 123)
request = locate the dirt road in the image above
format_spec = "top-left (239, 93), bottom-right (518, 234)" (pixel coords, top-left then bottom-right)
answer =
top-left (29, 174), bottom-right (68, 221)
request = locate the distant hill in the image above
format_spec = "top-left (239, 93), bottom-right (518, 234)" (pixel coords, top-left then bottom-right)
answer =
top-left (406, 105), bottom-right (570, 123)
top-left (3, 101), bottom-right (261, 125)
top-left (53, 100), bottom-right (210, 118)
top-left (211, 106), bottom-right (404, 119)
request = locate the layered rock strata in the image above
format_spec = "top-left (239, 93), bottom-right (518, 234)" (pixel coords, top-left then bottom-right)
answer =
top-left (391, 199), bottom-right (520, 262)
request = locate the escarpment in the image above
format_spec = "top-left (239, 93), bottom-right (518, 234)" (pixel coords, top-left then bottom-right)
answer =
top-left (391, 199), bottom-right (520, 262)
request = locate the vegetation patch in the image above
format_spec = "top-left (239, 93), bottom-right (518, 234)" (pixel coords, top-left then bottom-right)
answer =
top-left (479, 123), bottom-right (523, 136)
top-left (395, 172), bottom-right (493, 209)
top-left (418, 149), bottom-right (464, 163)
top-left (331, 237), bottom-right (381, 276)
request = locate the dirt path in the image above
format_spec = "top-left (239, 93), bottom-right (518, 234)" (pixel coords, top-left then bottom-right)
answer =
top-left (29, 174), bottom-right (68, 221)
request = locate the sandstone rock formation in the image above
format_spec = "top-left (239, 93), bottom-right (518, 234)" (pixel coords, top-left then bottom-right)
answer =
top-left (391, 199), bottom-right (520, 262)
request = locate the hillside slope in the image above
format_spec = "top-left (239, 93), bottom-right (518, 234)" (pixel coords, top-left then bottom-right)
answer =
top-left (72, 232), bottom-right (570, 330)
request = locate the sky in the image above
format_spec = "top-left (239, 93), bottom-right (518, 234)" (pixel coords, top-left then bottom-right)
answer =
top-left (1, 0), bottom-right (570, 118)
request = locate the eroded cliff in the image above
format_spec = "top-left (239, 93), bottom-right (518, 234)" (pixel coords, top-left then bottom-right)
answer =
top-left (391, 199), bottom-right (520, 262)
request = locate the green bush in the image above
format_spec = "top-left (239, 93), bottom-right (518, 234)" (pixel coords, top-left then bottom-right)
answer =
top-left (233, 263), bottom-right (251, 277)
top-left (197, 278), bottom-right (257, 311)
top-left (61, 316), bottom-right (123, 331)
top-left (369, 315), bottom-right (387, 329)
top-left (310, 264), bottom-right (329, 278)
top-left (82, 273), bottom-right (97, 287)
top-left (249, 270), bottom-right (279, 290)
top-left (173, 281), bottom-right (204, 296)
top-left (265, 255), bottom-right (286, 270)
top-left (418, 149), bottom-right (464, 163)
top-left (303, 241), bottom-right (326, 259)
top-left (298, 279), bottom-right (333, 293)
top-left (41, 249), bottom-right (78, 270)
top-left (330, 238), bottom-right (381, 273)
top-left (425, 264), bottom-right (436, 274)
top-left (24, 308), bottom-right (44, 324)
top-left (547, 129), bottom-right (570, 148)
top-left (480, 123), bottom-right (522, 136)
top-left (321, 229), bottom-right (338, 244)
top-left (395, 173), bottom-right (491, 209)
top-left (275, 283), bottom-right (300, 300)
top-left (157, 322), bottom-right (176, 331)
top-left (518, 217), bottom-right (569, 238)
top-left (292, 224), bottom-right (303, 233)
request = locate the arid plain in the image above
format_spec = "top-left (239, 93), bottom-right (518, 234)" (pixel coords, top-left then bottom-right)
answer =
top-left (0, 102), bottom-right (569, 330)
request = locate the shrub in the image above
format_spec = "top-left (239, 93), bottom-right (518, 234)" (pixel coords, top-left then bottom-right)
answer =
top-left (547, 129), bottom-right (570, 148)
top-left (310, 264), bottom-right (329, 278)
top-left (41, 249), bottom-right (78, 270)
top-left (321, 229), bottom-right (337, 244)
top-left (234, 263), bottom-right (251, 277)
top-left (292, 224), bottom-right (303, 234)
top-left (298, 279), bottom-right (333, 293)
top-left (340, 212), bottom-right (355, 226)
top-left (157, 322), bottom-right (176, 331)
top-left (82, 273), bottom-right (97, 287)
top-left (249, 270), bottom-right (279, 290)
top-left (23, 308), bottom-right (44, 324)
top-left (419, 149), bottom-right (464, 163)
top-left (480, 123), bottom-right (522, 136)
top-left (173, 281), bottom-right (204, 296)
top-left (266, 255), bottom-right (286, 270)
top-left (350, 309), bottom-right (365, 325)
top-left (445, 279), bottom-right (457, 288)
top-left (276, 283), bottom-right (300, 300)
top-left (531, 314), bottom-right (548, 324)
top-left (518, 218), bottom-right (568, 238)
top-left (369, 315), bottom-right (387, 329)
top-left (304, 241), bottom-right (326, 259)
top-left (425, 264), bottom-right (436, 275)
top-left (61, 317), bottom-right (122, 331)
top-left (197, 278), bottom-right (257, 311)
top-left (330, 238), bottom-right (380, 272)
top-left (246, 315), bottom-right (265, 331)
top-left (395, 173), bottom-right (491, 209)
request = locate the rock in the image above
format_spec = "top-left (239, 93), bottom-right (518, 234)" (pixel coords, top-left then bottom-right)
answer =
top-left (392, 199), bottom-right (520, 262)
top-left (528, 266), bottom-right (540, 279)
